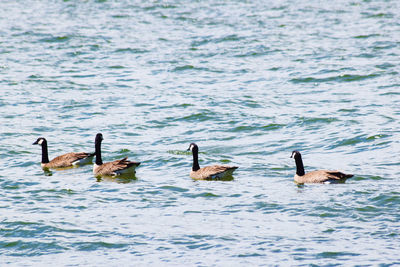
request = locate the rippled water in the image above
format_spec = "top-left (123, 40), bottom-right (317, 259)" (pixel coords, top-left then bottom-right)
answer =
top-left (1, 0), bottom-right (399, 265)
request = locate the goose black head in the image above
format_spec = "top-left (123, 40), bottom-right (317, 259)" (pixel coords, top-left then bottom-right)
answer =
top-left (33, 137), bottom-right (47, 146)
top-left (290, 150), bottom-right (301, 159)
top-left (95, 133), bottom-right (104, 143)
top-left (187, 143), bottom-right (198, 152)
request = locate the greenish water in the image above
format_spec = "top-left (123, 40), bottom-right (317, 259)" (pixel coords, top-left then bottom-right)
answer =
top-left (1, 0), bottom-right (399, 265)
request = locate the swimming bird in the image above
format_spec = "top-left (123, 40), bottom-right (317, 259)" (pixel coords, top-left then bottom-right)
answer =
top-left (187, 143), bottom-right (238, 180)
top-left (33, 137), bottom-right (94, 169)
top-left (290, 150), bottom-right (353, 184)
top-left (93, 133), bottom-right (140, 177)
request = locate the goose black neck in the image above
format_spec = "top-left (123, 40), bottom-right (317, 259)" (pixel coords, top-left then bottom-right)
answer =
top-left (295, 155), bottom-right (305, 176)
top-left (95, 139), bottom-right (103, 165)
top-left (41, 141), bottom-right (49, 164)
top-left (192, 147), bottom-right (200, 171)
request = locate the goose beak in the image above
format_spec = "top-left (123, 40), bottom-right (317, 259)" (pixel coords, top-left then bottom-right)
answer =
top-left (33, 141), bottom-right (38, 145)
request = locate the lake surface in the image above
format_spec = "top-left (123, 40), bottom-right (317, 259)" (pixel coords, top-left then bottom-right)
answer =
top-left (1, 0), bottom-right (399, 265)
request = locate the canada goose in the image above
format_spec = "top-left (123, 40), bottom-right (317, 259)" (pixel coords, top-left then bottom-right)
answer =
top-left (33, 137), bottom-right (94, 169)
top-left (290, 150), bottom-right (353, 184)
top-left (93, 133), bottom-right (140, 176)
top-left (187, 143), bottom-right (238, 180)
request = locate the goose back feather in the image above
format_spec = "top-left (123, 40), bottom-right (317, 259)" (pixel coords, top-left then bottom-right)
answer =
top-left (93, 157), bottom-right (140, 176)
top-left (44, 152), bottom-right (94, 169)
top-left (190, 165), bottom-right (238, 180)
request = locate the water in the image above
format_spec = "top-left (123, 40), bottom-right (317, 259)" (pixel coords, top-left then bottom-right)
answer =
top-left (1, 0), bottom-right (399, 265)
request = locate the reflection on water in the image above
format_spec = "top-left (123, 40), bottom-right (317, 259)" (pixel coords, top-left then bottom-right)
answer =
top-left (96, 174), bottom-right (138, 184)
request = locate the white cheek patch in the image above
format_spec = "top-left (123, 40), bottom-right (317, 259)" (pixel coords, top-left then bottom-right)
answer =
top-left (189, 144), bottom-right (194, 151)
top-left (38, 139), bottom-right (44, 145)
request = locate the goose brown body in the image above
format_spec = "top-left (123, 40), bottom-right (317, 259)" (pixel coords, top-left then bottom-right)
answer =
top-left (291, 151), bottom-right (353, 184)
top-left (93, 133), bottom-right (140, 177)
top-left (42, 152), bottom-right (94, 169)
top-left (190, 165), bottom-right (238, 180)
top-left (93, 157), bottom-right (140, 176)
top-left (294, 170), bottom-right (353, 184)
top-left (188, 143), bottom-right (238, 180)
top-left (33, 137), bottom-right (94, 169)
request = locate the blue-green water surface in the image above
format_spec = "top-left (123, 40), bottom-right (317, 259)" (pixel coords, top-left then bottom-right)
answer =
top-left (1, 0), bottom-right (399, 265)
